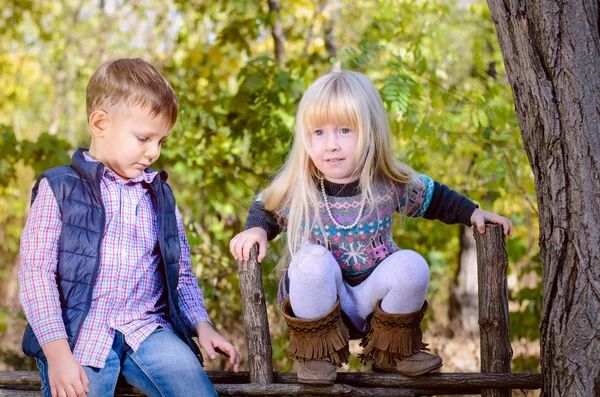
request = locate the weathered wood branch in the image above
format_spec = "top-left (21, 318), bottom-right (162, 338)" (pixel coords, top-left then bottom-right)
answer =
top-left (474, 224), bottom-right (512, 397)
top-left (237, 244), bottom-right (273, 383)
top-left (0, 370), bottom-right (541, 389)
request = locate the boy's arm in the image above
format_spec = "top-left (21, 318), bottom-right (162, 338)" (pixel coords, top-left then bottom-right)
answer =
top-left (19, 178), bottom-right (89, 397)
top-left (18, 178), bottom-right (69, 345)
top-left (174, 206), bottom-right (211, 329)
top-left (175, 207), bottom-right (242, 370)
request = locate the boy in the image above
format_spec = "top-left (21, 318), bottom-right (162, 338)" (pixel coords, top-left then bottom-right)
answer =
top-left (18, 58), bottom-right (240, 397)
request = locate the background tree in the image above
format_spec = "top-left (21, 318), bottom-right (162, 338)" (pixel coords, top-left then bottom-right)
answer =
top-left (486, 1), bottom-right (600, 395)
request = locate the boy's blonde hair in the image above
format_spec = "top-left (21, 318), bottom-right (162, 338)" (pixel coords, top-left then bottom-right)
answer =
top-left (86, 58), bottom-right (178, 127)
top-left (262, 70), bottom-right (414, 256)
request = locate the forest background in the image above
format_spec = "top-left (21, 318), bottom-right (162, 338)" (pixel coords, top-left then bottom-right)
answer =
top-left (0, 0), bottom-right (541, 376)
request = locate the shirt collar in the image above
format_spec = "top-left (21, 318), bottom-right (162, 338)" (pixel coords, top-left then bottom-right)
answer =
top-left (82, 150), bottom-right (159, 184)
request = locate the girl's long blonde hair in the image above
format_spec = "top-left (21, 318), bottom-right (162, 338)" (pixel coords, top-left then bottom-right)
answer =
top-left (262, 71), bottom-right (414, 256)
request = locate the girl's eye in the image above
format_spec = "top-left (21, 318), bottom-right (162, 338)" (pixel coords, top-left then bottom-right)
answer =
top-left (314, 129), bottom-right (324, 136)
top-left (340, 128), bottom-right (350, 134)
top-left (137, 136), bottom-right (150, 142)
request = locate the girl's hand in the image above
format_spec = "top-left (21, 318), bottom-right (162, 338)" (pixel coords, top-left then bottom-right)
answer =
top-left (229, 227), bottom-right (268, 262)
top-left (470, 208), bottom-right (513, 237)
top-left (195, 322), bottom-right (241, 373)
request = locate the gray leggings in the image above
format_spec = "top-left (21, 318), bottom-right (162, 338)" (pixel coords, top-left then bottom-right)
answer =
top-left (288, 244), bottom-right (430, 331)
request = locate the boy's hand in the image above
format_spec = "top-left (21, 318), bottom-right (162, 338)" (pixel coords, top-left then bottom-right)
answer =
top-left (470, 208), bottom-right (513, 237)
top-left (195, 322), bottom-right (241, 373)
top-left (229, 227), bottom-right (268, 263)
top-left (42, 339), bottom-right (89, 397)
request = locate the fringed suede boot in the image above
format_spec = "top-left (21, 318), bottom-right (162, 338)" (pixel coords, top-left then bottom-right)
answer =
top-left (359, 300), bottom-right (442, 376)
top-left (281, 298), bottom-right (350, 385)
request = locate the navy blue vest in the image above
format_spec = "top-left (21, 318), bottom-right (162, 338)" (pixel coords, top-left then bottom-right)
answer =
top-left (22, 148), bottom-right (203, 365)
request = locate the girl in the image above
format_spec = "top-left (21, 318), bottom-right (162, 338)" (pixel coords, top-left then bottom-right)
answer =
top-left (230, 71), bottom-right (512, 384)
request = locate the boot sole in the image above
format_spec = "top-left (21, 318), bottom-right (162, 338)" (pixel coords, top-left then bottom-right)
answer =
top-left (298, 378), bottom-right (336, 385)
top-left (373, 362), bottom-right (443, 377)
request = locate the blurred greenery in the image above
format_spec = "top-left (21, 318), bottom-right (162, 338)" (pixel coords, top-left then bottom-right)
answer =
top-left (0, 0), bottom-right (540, 373)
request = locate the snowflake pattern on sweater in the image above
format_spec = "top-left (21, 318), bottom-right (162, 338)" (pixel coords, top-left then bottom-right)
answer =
top-left (271, 175), bottom-right (434, 282)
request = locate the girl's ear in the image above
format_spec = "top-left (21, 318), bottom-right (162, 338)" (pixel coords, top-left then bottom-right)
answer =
top-left (89, 110), bottom-right (108, 138)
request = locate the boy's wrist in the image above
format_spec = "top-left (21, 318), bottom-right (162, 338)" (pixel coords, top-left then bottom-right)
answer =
top-left (194, 321), bottom-right (214, 337)
top-left (41, 338), bottom-right (73, 363)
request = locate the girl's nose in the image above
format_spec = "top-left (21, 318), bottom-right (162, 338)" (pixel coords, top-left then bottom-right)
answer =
top-left (325, 133), bottom-right (340, 151)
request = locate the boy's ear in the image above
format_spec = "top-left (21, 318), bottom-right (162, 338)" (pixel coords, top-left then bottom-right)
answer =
top-left (89, 110), bottom-right (108, 138)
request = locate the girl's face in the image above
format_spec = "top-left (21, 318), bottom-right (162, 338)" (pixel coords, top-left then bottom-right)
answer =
top-left (310, 123), bottom-right (360, 184)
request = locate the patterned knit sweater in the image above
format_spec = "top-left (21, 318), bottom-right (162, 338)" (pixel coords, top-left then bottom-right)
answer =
top-left (245, 174), bottom-right (477, 286)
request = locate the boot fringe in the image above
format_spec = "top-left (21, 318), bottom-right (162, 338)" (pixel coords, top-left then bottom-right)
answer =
top-left (282, 298), bottom-right (350, 367)
top-left (359, 301), bottom-right (428, 367)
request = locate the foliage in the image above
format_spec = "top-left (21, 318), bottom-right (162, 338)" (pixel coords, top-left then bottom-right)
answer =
top-left (0, 0), bottom-right (540, 373)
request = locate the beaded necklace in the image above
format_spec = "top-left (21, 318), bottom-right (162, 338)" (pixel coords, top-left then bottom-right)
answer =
top-left (320, 178), bottom-right (365, 230)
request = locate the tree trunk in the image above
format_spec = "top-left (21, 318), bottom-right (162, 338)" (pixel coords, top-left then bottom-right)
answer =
top-left (449, 225), bottom-right (479, 338)
top-left (267, 0), bottom-right (287, 67)
top-left (323, 0), bottom-right (340, 72)
top-left (486, 1), bottom-right (600, 396)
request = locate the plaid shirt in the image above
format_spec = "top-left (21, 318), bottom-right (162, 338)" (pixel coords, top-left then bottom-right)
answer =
top-left (18, 153), bottom-right (210, 368)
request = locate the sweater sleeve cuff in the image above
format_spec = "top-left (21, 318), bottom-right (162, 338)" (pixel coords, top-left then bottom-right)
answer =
top-left (457, 200), bottom-right (479, 226)
top-left (244, 215), bottom-right (279, 241)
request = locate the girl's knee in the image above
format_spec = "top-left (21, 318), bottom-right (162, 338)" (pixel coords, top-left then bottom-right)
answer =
top-left (402, 250), bottom-right (429, 274)
top-left (403, 250), bottom-right (430, 287)
top-left (289, 244), bottom-right (338, 279)
top-left (382, 250), bottom-right (430, 290)
top-left (295, 244), bottom-right (333, 261)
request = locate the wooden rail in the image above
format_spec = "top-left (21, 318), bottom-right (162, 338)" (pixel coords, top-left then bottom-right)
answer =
top-left (0, 370), bottom-right (541, 396)
top-left (0, 224), bottom-right (541, 396)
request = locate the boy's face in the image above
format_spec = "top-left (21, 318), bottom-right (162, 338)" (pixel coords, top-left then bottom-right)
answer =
top-left (89, 105), bottom-right (171, 181)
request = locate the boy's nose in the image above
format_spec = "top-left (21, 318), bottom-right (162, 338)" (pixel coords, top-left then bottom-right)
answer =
top-left (145, 145), bottom-right (161, 161)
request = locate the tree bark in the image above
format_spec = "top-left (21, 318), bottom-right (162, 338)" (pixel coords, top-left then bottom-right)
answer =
top-left (486, 1), bottom-right (600, 396)
top-left (322, 0), bottom-right (340, 72)
top-left (267, 0), bottom-right (287, 67)
top-left (449, 224), bottom-right (479, 338)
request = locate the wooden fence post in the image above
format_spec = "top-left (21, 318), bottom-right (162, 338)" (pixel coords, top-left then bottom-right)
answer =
top-left (474, 224), bottom-right (513, 397)
top-left (237, 244), bottom-right (274, 383)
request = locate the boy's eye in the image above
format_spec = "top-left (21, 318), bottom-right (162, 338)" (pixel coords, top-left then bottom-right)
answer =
top-left (314, 129), bottom-right (324, 136)
top-left (137, 136), bottom-right (150, 142)
top-left (340, 128), bottom-right (350, 134)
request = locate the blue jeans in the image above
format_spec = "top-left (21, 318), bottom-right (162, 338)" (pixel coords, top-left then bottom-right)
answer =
top-left (37, 327), bottom-right (217, 397)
